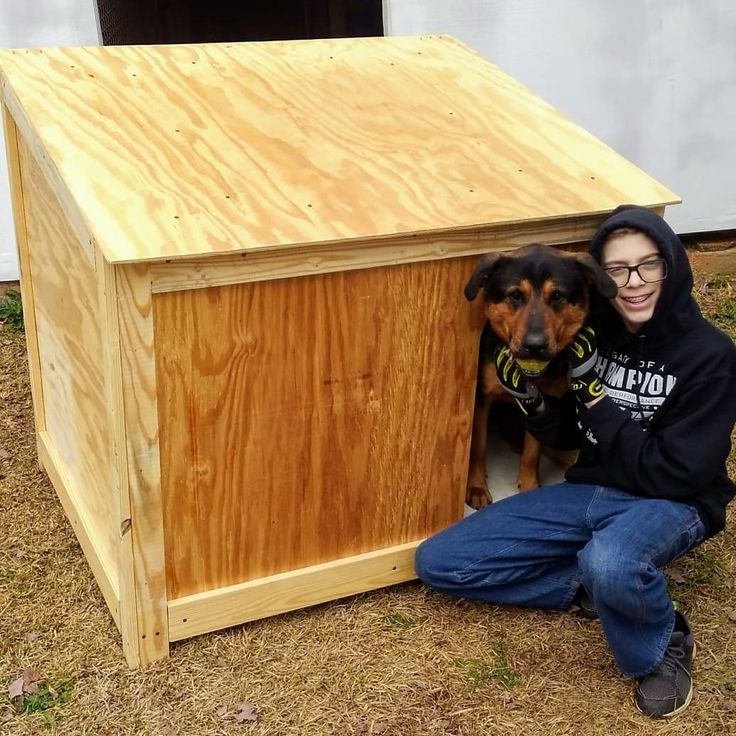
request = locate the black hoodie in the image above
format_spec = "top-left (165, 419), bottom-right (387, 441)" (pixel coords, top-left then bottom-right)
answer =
top-left (527, 205), bottom-right (736, 538)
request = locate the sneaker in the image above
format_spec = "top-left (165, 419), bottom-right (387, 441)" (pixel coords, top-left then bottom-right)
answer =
top-left (635, 611), bottom-right (695, 718)
top-left (570, 585), bottom-right (598, 620)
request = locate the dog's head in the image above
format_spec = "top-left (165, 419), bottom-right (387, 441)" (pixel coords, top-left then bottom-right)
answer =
top-left (464, 244), bottom-right (617, 374)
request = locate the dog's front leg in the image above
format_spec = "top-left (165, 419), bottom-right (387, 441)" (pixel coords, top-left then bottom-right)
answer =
top-left (466, 398), bottom-right (492, 508)
top-left (517, 430), bottom-right (542, 491)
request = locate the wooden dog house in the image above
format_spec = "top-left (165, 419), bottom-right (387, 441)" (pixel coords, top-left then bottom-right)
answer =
top-left (0, 35), bottom-right (677, 667)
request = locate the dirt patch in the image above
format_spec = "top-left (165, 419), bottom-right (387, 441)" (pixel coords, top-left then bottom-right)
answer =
top-left (0, 281), bottom-right (20, 298)
top-left (1, 275), bottom-right (735, 735)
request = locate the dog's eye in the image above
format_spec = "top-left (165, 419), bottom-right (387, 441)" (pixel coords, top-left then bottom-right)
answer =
top-left (506, 288), bottom-right (524, 305)
top-left (549, 290), bottom-right (566, 305)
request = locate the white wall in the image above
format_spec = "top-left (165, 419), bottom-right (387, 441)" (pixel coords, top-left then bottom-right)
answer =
top-left (385, 0), bottom-right (736, 235)
top-left (0, 0), bottom-right (100, 281)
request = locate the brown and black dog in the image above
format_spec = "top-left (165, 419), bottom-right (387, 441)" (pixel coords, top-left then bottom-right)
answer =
top-left (463, 243), bottom-right (617, 508)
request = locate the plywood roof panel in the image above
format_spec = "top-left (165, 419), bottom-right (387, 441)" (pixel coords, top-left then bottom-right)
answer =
top-left (0, 36), bottom-right (678, 264)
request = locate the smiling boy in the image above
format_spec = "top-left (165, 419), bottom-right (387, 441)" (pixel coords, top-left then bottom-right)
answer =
top-left (415, 205), bottom-right (736, 718)
top-left (602, 228), bottom-right (666, 330)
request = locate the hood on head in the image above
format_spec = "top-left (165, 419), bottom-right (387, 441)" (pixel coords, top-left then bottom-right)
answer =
top-left (588, 205), bottom-right (700, 341)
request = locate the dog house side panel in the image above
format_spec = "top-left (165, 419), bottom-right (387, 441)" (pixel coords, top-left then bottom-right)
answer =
top-left (15, 134), bottom-right (119, 603)
top-left (153, 257), bottom-right (480, 600)
top-left (2, 107), bottom-right (46, 437)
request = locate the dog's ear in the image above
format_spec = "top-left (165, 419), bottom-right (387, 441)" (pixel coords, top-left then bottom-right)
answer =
top-left (573, 253), bottom-right (618, 299)
top-left (464, 252), bottom-right (509, 301)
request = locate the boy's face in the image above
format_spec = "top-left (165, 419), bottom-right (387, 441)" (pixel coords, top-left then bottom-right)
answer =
top-left (601, 232), bottom-right (665, 333)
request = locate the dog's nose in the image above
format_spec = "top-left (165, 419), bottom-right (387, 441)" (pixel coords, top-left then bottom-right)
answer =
top-left (521, 333), bottom-right (548, 355)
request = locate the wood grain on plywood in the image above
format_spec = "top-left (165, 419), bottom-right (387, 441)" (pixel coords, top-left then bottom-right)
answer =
top-left (0, 37), bottom-right (677, 265)
top-left (155, 257), bottom-right (479, 599)
top-left (1, 77), bottom-right (95, 266)
top-left (37, 431), bottom-right (120, 626)
top-left (2, 106), bottom-right (45, 435)
top-left (18, 135), bottom-right (119, 586)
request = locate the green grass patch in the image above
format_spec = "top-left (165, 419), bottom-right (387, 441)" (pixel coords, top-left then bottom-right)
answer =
top-left (701, 277), bottom-right (736, 333)
top-left (0, 289), bottom-right (23, 332)
top-left (19, 676), bottom-right (75, 729)
top-left (383, 611), bottom-right (423, 630)
top-left (672, 554), bottom-right (727, 589)
top-left (456, 642), bottom-right (521, 691)
top-left (706, 274), bottom-right (732, 289)
top-left (713, 299), bottom-right (736, 330)
top-left (687, 556), bottom-right (727, 586)
top-left (0, 568), bottom-right (16, 586)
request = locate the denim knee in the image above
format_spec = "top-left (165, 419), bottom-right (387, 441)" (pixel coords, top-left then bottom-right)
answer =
top-left (577, 537), bottom-right (639, 604)
top-left (414, 536), bottom-right (446, 588)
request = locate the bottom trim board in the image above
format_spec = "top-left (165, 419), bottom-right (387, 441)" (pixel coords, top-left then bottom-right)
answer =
top-left (168, 540), bottom-right (422, 641)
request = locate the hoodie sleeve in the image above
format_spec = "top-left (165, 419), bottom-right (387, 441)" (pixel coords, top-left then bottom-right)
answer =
top-left (580, 372), bottom-right (736, 499)
top-left (523, 392), bottom-right (582, 451)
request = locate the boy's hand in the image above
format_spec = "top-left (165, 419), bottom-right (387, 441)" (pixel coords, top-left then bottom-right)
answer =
top-left (566, 326), bottom-right (605, 404)
top-left (495, 346), bottom-right (544, 415)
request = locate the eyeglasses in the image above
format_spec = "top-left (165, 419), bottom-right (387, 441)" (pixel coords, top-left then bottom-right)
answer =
top-left (603, 257), bottom-right (667, 288)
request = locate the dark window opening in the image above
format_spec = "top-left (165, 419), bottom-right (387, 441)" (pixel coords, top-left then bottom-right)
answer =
top-left (96, 0), bottom-right (384, 46)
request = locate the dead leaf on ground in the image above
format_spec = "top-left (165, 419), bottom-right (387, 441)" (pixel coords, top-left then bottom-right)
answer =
top-left (22, 667), bottom-right (41, 693)
top-left (9, 668), bottom-right (42, 709)
top-left (26, 632), bottom-right (42, 643)
top-left (234, 702), bottom-right (258, 724)
top-left (214, 704), bottom-right (229, 719)
top-left (722, 698), bottom-right (736, 712)
top-left (161, 726), bottom-right (178, 736)
top-left (727, 609), bottom-right (736, 623)
top-left (1, 706), bottom-right (15, 724)
top-left (8, 678), bottom-right (24, 701)
top-left (667, 564), bottom-right (687, 584)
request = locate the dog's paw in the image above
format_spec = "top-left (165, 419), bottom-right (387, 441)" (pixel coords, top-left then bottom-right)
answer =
top-left (516, 472), bottom-right (541, 492)
top-left (466, 485), bottom-right (493, 509)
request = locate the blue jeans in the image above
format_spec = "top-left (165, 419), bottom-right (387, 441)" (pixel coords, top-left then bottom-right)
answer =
top-left (414, 482), bottom-right (705, 678)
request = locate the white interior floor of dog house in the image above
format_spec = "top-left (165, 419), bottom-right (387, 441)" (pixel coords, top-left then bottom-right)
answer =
top-left (464, 426), bottom-right (566, 517)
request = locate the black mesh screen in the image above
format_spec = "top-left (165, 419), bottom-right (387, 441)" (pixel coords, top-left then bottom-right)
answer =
top-left (96, 0), bottom-right (382, 45)
top-left (97, 0), bottom-right (157, 45)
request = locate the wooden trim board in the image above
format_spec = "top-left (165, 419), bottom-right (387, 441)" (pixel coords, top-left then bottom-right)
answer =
top-left (168, 540), bottom-right (421, 641)
top-left (97, 254), bottom-right (142, 667)
top-left (150, 214), bottom-right (610, 293)
top-left (115, 264), bottom-right (170, 666)
top-left (115, 264), bottom-right (169, 667)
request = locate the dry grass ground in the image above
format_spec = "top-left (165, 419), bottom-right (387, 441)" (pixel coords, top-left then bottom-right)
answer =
top-left (1, 273), bottom-right (735, 736)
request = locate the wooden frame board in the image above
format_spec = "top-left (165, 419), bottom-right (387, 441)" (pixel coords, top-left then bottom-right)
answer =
top-left (168, 540), bottom-right (420, 641)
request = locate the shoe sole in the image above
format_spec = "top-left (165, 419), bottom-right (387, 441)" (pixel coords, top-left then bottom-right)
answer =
top-left (634, 642), bottom-right (695, 719)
